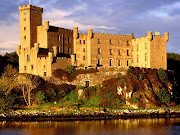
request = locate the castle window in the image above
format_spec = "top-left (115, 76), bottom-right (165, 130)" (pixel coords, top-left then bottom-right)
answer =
top-left (110, 39), bottom-right (112, 44)
top-left (44, 72), bottom-right (46, 77)
top-left (137, 44), bottom-right (139, 51)
top-left (31, 65), bottom-right (33, 70)
top-left (79, 40), bottom-right (81, 44)
top-left (98, 48), bottom-right (101, 54)
top-left (24, 12), bottom-right (26, 15)
top-left (97, 58), bottom-right (101, 66)
top-left (137, 55), bottom-right (139, 62)
top-left (44, 65), bottom-right (46, 68)
top-left (98, 39), bottom-right (101, 44)
top-left (118, 49), bottom-right (121, 55)
top-left (145, 43), bottom-right (147, 49)
top-left (118, 59), bottom-right (121, 66)
top-left (132, 56), bottom-right (134, 63)
top-left (24, 27), bottom-right (26, 31)
top-left (109, 59), bottom-right (113, 66)
top-left (24, 36), bottom-right (26, 39)
top-left (127, 50), bottom-right (130, 56)
top-left (58, 35), bottom-right (60, 41)
top-left (83, 48), bottom-right (85, 52)
top-left (83, 40), bottom-right (85, 44)
top-left (145, 53), bottom-right (147, 61)
top-left (24, 18), bottom-right (26, 21)
top-left (118, 40), bottom-right (121, 45)
top-left (27, 55), bottom-right (30, 62)
top-left (68, 37), bottom-right (70, 43)
top-left (83, 56), bottom-right (85, 60)
top-left (68, 48), bottom-right (71, 54)
top-left (127, 60), bottom-right (129, 66)
top-left (110, 49), bottom-right (112, 55)
top-left (24, 66), bottom-right (26, 70)
top-left (127, 41), bottom-right (130, 46)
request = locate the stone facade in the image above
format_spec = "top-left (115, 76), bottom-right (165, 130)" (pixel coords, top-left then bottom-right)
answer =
top-left (17, 5), bottom-right (169, 77)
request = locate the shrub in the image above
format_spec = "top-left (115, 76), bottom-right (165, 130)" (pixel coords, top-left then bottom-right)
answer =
top-left (51, 88), bottom-right (57, 97)
top-left (157, 88), bottom-right (171, 105)
top-left (85, 96), bottom-right (101, 107)
top-left (138, 74), bottom-right (143, 80)
top-left (64, 91), bottom-right (79, 103)
top-left (132, 97), bottom-right (139, 103)
top-left (128, 66), bottom-right (135, 72)
top-left (158, 68), bottom-right (168, 83)
top-left (66, 65), bottom-right (75, 74)
top-left (36, 91), bottom-right (46, 104)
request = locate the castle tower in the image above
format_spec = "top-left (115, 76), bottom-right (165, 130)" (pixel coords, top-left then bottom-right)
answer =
top-left (19, 5), bottom-right (43, 48)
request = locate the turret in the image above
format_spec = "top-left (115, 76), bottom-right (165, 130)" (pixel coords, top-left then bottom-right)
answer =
top-left (147, 31), bottom-right (152, 41)
top-left (132, 32), bottom-right (135, 39)
top-left (164, 32), bottom-right (169, 42)
top-left (88, 29), bottom-right (93, 39)
top-left (73, 27), bottom-right (78, 39)
top-left (16, 45), bottom-right (21, 55)
top-left (44, 21), bottom-right (49, 31)
top-left (53, 46), bottom-right (58, 56)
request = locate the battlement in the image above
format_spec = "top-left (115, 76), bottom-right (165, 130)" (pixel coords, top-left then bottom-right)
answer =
top-left (19, 5), bottom-right (43, 13)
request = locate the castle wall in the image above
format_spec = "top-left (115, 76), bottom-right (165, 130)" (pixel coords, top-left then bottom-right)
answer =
top-left (52, 57), bottom-right (71, 71)
top-left (37, 25), bottom-right (48, 48)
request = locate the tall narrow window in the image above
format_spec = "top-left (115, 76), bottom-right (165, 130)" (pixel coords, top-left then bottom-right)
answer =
top-left (24, 36), bottom-right (26, 39)
top-left (83, 40), bottom-right (85, 44)
top-left (44, 72), bottom-right (46, 77)
top-left (137, 44), bottom-right (139, 51)
top-left (24, 66), bottom-right (26, 70)
top-left (24, 18), bottom-right (26, 21)
top-left (127, 60), bottom-right (129, 66)
top-left (83, 56), bottom-right (85, 60)
top-left (98, 48), bottom-right (100, 54)
top-left (24, 27), bottom-right (26, 31)
top-left (109, 59), bottom-right (113, 66)
top-left (145, 53), bottom-right (147, 61)
top-left (57, 35), bottom-right (60, 41)
top-left (79, 40), bottom-right (81, 44)
top-left (27, 55), bottom-right (30, 62)
top-left (127, 50), bottom-right (130, 56)
top-left (98, 39), bottom-right (101, 44)
top-left (31, 65), bottom-right (33, 70)
top-left (118, 59), bottom-right (121, 66)
top-left (137, 55), bottom-right (139, 63)
top-left (68, 37), bottom-right (70, 43)
top-left (97, 58), bottom-right (101, 66)
top-left (110, 39), bottom-right (112, 44)
top-left (127, 41), bottom-right (129, 46)
top-left (118, 49), bottom-right (121, 55)
top-left (110, 49), bottom-right (112, 55)
top-left (68, 48), bottom-right (71, 54)
top-left (83, 48), bottom-right (85, 52)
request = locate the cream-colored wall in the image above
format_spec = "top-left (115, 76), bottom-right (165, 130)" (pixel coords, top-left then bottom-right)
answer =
top-left (37, 25), bottom-right (48, 48)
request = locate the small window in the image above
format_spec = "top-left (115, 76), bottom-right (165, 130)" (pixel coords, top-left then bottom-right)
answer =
top-left (83, 48), bottom-right (85, 52)
top-left (68, 48), bottom-right (71, 54)
top-left (85, 81), bottom-right (89, 88)
top-left (127, 60), bottom-right (129, 66)
top-left (83, 56), bottom-right (85, 60)
top-left (44, 72), bottom-right (46, 77)
top-left (109, 59), bottom-right (113, 66)
top-left (83, 40), bottom-right (85, 44)
top-left (118, 40), bottom-right (121, 45)
top-left (145, 53), bottom-right (147, 61)
top-left (68, 37), bottom-right (70, 43)
top-left (24, 66), bottom-right (26, 70)
top-left (44, 65), bottom-right (46, 68)
top-left (97, 58), bottom-right (101, 66)
top-left (110, 49), bottom-right (112, 55)
top-left (24, 18), bottom-right (26, 21)
top-left (110, 39), bottom-right (112, 44)
top-left (24, 36), bottom-right (26, 39)
top-left (137, 55), bottom-right (139, 62)
top-left (57, 35), bottom-right (60, 41)
top-left (127, 41), bottom-right (130, 46)
top-left (137, 44), bottom-right (139, 51)
top-left (118, 49), bottom-right (121, 55)
top-left (98, 48), bottom-right (101, 54)
top-left (79, 40), bottom-right (81, 44)
top-left (24, 27), bottom-right (26, 31)
top-left (118, 59), bottom-right (121, 66)
top-left (98, 39), bottom-right (101, 44)
top-left (31, 65), bottom-right (33, 70)
top-left (132, 56), bottom-right (134, 63)
top-left (27, 55), bottom-right (30, 62)
top-left (127, 50), bottom-right (129, 56)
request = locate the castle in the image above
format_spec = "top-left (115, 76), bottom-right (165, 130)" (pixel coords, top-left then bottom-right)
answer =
top-left (17, 5), bottom-right (169, 77)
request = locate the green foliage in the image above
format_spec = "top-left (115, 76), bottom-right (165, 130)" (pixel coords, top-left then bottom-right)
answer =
top-left (157, 88), bottom-right (171, 105)
top-left (138, 74), bottom-right (143, 80)
top-left (129, 73), bottom-right (138, 80)
top-left (64, 91), bottom-right (79, 103)
top-left (128, 66), bottom-right (135, 72)
top-left (85, 96), bottom-right (101, 107)
top-left (132, 97), bottom-right (139, 103)
top-left (36, 91), bottom-right (46, 104)
top-left (106, 92), bottom-right (114, 101)
top-left (51, 88), bottom-right (57, 97)
top-left (66, 65), bottom-right (75, 74)
top-left (158, 68), bottom-right (168, 83)
top-left (84, 86), bottom-right (98, 100)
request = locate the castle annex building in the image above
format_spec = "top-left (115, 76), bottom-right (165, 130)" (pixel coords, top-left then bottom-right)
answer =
top-left (17, 5), bottom-right (169, 77)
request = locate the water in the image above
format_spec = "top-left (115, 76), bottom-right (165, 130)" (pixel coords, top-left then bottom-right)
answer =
top-left (0, 118), bottom-right (179, 135)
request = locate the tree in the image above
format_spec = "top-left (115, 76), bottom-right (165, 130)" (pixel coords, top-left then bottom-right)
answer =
top-left (16, 74), bottom-right (41, 106)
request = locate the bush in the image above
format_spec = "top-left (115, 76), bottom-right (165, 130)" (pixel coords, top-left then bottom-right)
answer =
top-left (66, 65), bottom-right (75, 74)
top-left (64, 91), bottom-right (79, 103)
top-left (157, 88), bottom-right (171, 105)
top-left (128, 66), bottom-right (135, 72)
top-left (158, 68), bottom-right (168, 83)
top-left (36, 91), bottom-right (46, 104)
top-left (85, 96), bottom-right (101, 107)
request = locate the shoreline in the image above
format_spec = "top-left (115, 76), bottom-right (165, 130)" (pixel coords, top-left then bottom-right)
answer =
top-left (0, 112), bottom-right (180, 122)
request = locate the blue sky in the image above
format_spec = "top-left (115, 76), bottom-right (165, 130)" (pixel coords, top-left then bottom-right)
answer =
top-left (0, 0), bottom-right (180, 54)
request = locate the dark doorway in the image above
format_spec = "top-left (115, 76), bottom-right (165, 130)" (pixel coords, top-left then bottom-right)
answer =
top-left (85, 81), bottom-right (89, 88)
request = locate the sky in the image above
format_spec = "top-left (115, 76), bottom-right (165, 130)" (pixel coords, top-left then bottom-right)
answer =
top-left (0, 0), bottom-right (180, 55)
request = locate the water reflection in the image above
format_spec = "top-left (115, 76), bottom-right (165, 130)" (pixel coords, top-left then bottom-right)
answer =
top-left (0, 118), bottom-right (179, 135)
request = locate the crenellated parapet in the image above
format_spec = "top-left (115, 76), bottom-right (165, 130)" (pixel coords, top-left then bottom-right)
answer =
top-left (19, 5), bottom-right (43, 13)
top-left (164, 32), bottom-right (169, 42)
top-left (147, 31), bottom-right (153, 41)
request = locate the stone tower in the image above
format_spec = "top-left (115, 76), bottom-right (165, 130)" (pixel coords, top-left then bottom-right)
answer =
top-left (19, 5), bottom-right (43, 48)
